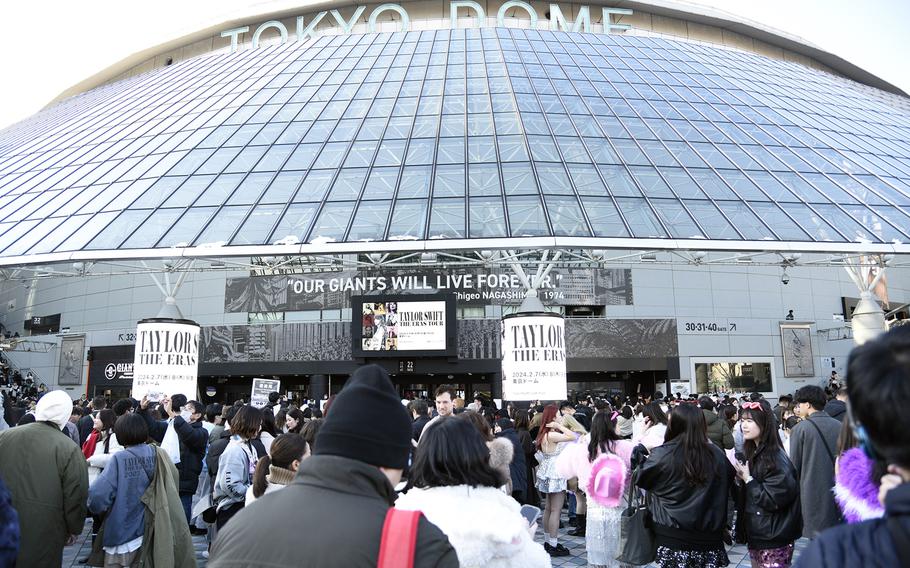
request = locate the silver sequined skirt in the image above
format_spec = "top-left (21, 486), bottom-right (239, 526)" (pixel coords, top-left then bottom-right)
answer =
top-left (586, 500), bottom-right (627, 568)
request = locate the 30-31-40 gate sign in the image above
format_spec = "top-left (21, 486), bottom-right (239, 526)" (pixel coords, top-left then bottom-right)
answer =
top-left (222, 2), bottom-right (634, 52)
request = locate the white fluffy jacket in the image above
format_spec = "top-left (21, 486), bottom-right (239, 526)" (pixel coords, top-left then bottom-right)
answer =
top-left (396, 485), bottom-right (551, 568)
top-left (487, 437), bottom-right (513, 493)
top-left (87, 432), bottom-right (124, 486)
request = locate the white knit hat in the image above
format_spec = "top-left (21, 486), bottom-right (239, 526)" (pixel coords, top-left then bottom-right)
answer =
top-left (35, 390), bottom-right (73, 430)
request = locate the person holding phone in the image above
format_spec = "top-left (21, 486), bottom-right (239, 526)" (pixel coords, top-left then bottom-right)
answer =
top-left (735, 399), bottom-right (801, 568)
top-left (396, 417), bottom-right (550, 568)
top-left (535, 404), bottom-right (578, 557)
top-left (633, 402), bottom-right (668, 451)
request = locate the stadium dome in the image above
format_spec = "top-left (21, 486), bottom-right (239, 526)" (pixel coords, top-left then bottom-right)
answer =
top-left (1, 1), bottom-right (908, 405)
top-left (1, 13), bottom-right (909, 267)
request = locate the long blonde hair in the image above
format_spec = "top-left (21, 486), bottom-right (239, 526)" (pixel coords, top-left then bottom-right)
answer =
top-left (562, 414), bottom-right (587, 434)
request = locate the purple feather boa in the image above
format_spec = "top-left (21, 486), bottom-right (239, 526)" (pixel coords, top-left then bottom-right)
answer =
top-left (833, 447), bottom-right (884, 523)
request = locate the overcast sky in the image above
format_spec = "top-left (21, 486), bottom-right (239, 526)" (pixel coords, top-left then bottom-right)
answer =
top-left (0, 0), bottom-right (907, 130)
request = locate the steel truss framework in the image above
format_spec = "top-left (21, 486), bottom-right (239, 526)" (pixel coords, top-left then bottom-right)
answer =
top-left (0, 241), bottom-right (905, 283)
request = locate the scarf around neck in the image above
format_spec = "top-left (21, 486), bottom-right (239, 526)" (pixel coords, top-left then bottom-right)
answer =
top-left (82, 429), bottom-right (100, 459)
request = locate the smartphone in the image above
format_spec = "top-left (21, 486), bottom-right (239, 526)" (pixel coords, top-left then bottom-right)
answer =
top-left (734, 451), bottom-right (746, 464)
top-left (520, 504), bottom-right (541, 526)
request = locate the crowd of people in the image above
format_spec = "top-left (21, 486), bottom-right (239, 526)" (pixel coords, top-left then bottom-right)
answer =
top-left (0, 325), bottom-right (908, 567)
top-left (0, 363), bottom-right (50, 430)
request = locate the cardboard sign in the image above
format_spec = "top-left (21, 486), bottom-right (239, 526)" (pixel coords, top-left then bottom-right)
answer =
top-left (251, 378), bottom-right (281, 408)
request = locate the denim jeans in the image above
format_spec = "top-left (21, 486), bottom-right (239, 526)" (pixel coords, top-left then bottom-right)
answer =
top-left (180, 493), bottom-right (192, 525)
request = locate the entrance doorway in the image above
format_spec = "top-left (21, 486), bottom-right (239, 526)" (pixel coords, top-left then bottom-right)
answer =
top-left (91, 386), bottom-right (132, 401)
top-left (567, 370), bottom-right (668, 400)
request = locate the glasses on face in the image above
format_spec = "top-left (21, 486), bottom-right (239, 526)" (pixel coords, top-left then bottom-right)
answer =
top-left (741, 402), bottom-right (763, 410)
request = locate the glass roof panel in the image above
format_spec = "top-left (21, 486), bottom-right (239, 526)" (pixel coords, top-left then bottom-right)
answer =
top-left (271, 203), bottom-right (319, 244)
top-left (122, 208), bottom-right (185, 249)
top-left (429, 198), bottom-right (466, 238)
top-left (308, 203), bottom-right (353, 242)
top-left (193, 205), bottom-right (250, 246)
top-left (85, 210), bottom-right (151, 250)
top-left (507, 195), bottom-right (549, 237)
top-left (469, 197), bottom-right (507, 238)
top-left (650, 198), bottom-right (704, 239)
top-left (545, 196), bottom-right (591, 237)
top-left (231, 204), bottom-right (283, 245)
top-left (157, 207), bottom-right (217, 247)
top-left (54, 212), bottom-right (119, 252)
top-left (682, 199), bottom-right (740, 240)
top-left (502, 163), bottom-right (538, 195)
top-left (348, 200), bottom-right (392, 241)
top-left (3, 217), bottom-right (65, 256)
top-left (746, 202), bottom-right (811, 241)
top-left (615, 197), bottom-right (668, 238)
top-left (579, 196), bottom-right (629, 237)
top-left (388, 199), bottom-right (427, 239)
top-left (715, 201), bottom-right (775, 240)
top-left (1, 27), bottom-right (909, 258)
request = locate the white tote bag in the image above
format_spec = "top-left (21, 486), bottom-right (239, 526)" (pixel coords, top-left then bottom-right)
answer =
top-left (162, 420), bottom-right (182, 464)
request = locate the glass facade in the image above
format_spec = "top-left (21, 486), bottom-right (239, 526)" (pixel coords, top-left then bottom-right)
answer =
top-left (0, 27), bottom-right (909, 259)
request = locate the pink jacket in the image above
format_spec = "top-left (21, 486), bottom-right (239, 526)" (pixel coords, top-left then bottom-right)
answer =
top-left (556, 436), bottom-right (634, 490)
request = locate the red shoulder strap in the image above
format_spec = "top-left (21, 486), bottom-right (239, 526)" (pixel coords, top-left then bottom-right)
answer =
top-left (377, 509), bottom-right (422, 568)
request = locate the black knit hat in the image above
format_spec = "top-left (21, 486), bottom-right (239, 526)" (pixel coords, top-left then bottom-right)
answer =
top-left (313, 365), bottom-right (411, 469)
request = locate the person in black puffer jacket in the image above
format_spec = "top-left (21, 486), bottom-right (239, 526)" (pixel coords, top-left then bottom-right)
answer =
top-left (636, 403), bottom-right (735, 567)
top-left (735, 398), bottom-right (801, 567)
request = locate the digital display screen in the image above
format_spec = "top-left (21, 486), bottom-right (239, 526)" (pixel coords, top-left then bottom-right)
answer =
top-left (352, 295), bottom-right (455, 358)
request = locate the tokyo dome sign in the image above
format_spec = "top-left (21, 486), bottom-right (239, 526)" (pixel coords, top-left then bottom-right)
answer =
top-left (222, 2), bottom-right (633, 52)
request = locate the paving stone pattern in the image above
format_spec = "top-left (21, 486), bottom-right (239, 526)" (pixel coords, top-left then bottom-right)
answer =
top-left (64, 511), bottom-right (808, 568)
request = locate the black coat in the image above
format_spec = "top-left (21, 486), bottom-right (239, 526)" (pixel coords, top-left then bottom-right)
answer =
top-left (412, 415), bottom-right (431, 442)
top-left (209, 455), bottom-right (458, 568)
top-left (795, 482), bottom-right (910, 568)
top-left (637, 438), bottom-right (735, 547)
top-left (741, 447), bottom-right (802, 549)
top-left (572, 408), bottom-right (591, 430)
top-left (517, 428), bottom-right (538, 504)
top-left (77, 413), bottom-right (95, 445)
top-left (824, 399), bottom-right (847, 422)
top-left (495, 427), bottom-right (527, 500)
top-left (138, 409), bottom-right (208, 494)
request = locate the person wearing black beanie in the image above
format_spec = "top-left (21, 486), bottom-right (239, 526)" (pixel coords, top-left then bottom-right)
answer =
top-left (314, 364), bottom-right (413, 470)
top-left (209, 365), bottom-right (458, 568)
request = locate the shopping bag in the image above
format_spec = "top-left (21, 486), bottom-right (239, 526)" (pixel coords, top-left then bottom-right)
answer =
top-left (616, 467), bottom-right (656, 565)
top-left (162, 420), bottom-right (181, 465)
top-left (191, 473), bottom-right (212, 526)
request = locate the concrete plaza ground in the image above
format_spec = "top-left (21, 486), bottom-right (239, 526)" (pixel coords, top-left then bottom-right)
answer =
top-left (63, 510), bottom-right (808, 567)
